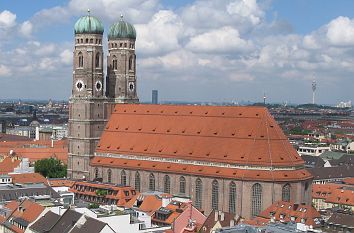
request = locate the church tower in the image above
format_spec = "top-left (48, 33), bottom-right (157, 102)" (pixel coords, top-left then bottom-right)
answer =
top-left (106, 16), bottom-right (139, 103)
top-left (67, 11), bottom-right (107, 179)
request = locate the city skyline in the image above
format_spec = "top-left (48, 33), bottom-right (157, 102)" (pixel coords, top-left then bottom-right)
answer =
top-left (0, 0), bottom-right (354, 104)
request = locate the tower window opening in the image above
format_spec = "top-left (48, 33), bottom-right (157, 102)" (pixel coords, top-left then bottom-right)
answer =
top-left (90, 38), bottom-right (93, 43)
top-left (282, 183), bottom-right (291, 202)
top-left (107, 169), bottom-right (112, 183)
top-left (229, 182), bottom-right (236, 213)
top-left (251, 183), bottom-right (262, 217)
top-left (124, 43), bottom-right (127, 47)
top-left (78, 52), bottom-right (83, 68)
top-left (179, 176), bottom-right (186, 194)
top-left (81, 39), bottom-right (83, 43)
top-left (129, 56), bottom-right (133, 70)
top-left (113, 56), bottom-right (118, 70)
top-left (85, 38), bottom-right (88, 43)
top-left (76, 39), bottom-right (79, 43)
top-left (120, 43), bottom-right (123, 47)
top-left (121, 170), bottom-right (127, 186)
top-left (95, 52), bottom-right (100, 68)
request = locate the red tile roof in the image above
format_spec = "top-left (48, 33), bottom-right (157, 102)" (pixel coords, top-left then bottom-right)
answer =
top-left (97, 105), bottom-right (304, 167)
top-left (252, 201), bottom-right (321, 227)
top-left (10, 173), bottom-right (48, 185)
top-left (48, 179), bottom-right (75, 187)
top-left (0, 157), bottom-right (21, 174)
top-left (91, 157), bottom-right (312, 182)
top-left (312, 183), bottom-right (354, 207)
top-left (0, 140), bottom-right (68, 164)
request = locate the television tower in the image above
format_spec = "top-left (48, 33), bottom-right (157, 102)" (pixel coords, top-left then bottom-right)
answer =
top-left (312, 79), bottom-right (317, 104)
top-left (263, 92), bottom-right (267, 105)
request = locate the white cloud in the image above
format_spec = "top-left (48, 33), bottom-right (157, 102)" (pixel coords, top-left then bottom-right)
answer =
top-left (326, 16), bottom-right (354, 46)
top-left (0, 10), bottom-right (16, 28)
top-left (19, 21), bottom-right (33, 37)
top-left (0, 64), bottom-right (11, 77)
top-left (136, 10), bottom-right (183, 55)
top-left (186, 26), bottom-right (253, 53)
top-left (226, 0), bottom-right (263, 25)
top-left (60, 49), bottom-right (72, 65)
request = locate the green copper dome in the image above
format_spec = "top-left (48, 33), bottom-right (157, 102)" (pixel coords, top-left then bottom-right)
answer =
top-left (74, 11), bottom-right (104, 35)
top-left (108, 16), bottom-right (136, 40)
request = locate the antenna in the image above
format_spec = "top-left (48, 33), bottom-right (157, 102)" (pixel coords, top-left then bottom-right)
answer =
top-left (263, 92), bottom-right (267, 105)
top-left (312, 73), bottom-right (317, 104)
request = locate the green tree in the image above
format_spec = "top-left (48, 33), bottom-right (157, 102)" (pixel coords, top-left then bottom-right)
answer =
top-left (34, 158), bottom-right (67, 178)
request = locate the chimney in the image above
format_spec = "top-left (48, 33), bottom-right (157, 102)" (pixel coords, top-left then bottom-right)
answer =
top-left (220, 212), bottom-right (225, 221)
top-left (51, 139), bottom-right (54, 148)
top-left (214, 211), bottom-right (218, 222)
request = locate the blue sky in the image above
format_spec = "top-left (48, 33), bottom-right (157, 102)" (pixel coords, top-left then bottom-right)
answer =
top-left (0, 0), bottom-right (354, 104)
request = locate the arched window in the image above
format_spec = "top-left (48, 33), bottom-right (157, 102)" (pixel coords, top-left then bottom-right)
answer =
top-left (212, 180), bottom-right (219, 210)
top-left (149, 173), bottom-right (155, 191)
top-left (95, 52), bottom-right (100, 68)
top-left (195, 178), bottom-right (202, 209)
top-left (251, 183), bottom-right (262, 217)
top-left (128, 56), bottom-right (133, 70)
top-left (107, 169), bottom-right (112, 183)
top-left (135, 172), bottom-right (141, 192)
top-left (121, 170), bottom-right (127, 186)
top-left (163, 175), bottom-right (171, 193)
top-left (112, 55), bottom-right (117, 70)
top-left (282, 183), bottom-right (291, 202)
top-left (229, 182), bottom-right (236, 213)
top-left (78, 52), bottom-right (83, 68)
top-left (95, 168), bottom-right (99, 179)
top-left (179, 176), bottom-right (186, 194)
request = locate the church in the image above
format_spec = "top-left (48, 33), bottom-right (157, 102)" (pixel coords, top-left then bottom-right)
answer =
top-left (67, 11), bottom-right (313, 219)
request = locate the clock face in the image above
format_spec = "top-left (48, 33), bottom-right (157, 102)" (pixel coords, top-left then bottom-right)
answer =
top-left (128, 82), bottom-right (135, 92)
top-left (76, 80), bottom-right (84, 91)
top-left (95, 81), bottom-right (102, 91)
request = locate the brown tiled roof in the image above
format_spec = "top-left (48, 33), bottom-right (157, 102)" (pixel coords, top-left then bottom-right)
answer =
top-left (0, 134), bottom-right (31, 142)
top-left (97, 104), bottom-right (304, 167)
top-left (344, 177), bottom-right (354, 185)
top-left (69, 181), bottom-right (137, 206)
top-left (254, 201), bottom-right (321, 227)
top-left (0, 157), bottom-right (21, 174)
top-left (326, 188), bottom-right (354, 206)
top-left (10, 173), bottom-right (48, 185)
top-left (48, 178), bottom-right (76, 187)
top-left (91, 156), bottom-right (312, 181)
top-left (29, 211), bottom-right (61, 233)
top-left (200, 210), bottom-right (240, 232)
top-left (312, 183), bottom-right (341, 200)
top-left (0, 140), bottom-right (68, 164)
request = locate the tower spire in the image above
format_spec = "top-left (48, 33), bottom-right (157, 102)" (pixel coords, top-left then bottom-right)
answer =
top-left (312, 73), bottom-right (317, 105)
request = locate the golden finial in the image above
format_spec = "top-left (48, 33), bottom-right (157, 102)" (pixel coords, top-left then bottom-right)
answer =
top-left (87, 9), bottom-right (91, 16)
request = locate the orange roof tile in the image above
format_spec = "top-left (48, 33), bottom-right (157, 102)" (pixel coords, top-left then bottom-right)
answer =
top-left (96, 105), bottom-right (305, 168)
top-left (0, 157), bottom-right (21, 174)
top-left (48, 178), bottom-right (75, 187)
top-left (10, 173), bottom-right (48, 185)
top-left (343, 177), bottom-right (354, 185)
top-left (326, 188), bottom-right (354, 206)
top-left (255, 201), bottom-right (321, 227)
top-left (0, 140), bottom-right (68, 164)
top-left (91, 157), bottom-right (312, 181)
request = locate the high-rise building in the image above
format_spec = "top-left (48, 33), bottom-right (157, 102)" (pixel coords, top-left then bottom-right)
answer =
top-left (152, 90), bottom-right (158, 104)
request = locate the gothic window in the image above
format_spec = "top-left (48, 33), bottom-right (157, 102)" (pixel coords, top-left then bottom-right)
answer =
top-left (128, 56), bottom-right (133, 70)
top-left (107, 169), bottom-right (112, 183)
top-left (135, 172), bottom-right (141, 192)
top-left (121, 170), bottom-right (127, 186)
top-left (179, 176), bottom-right (186, 194)
top-left (251, 183), bottom-right (262, 217)
top-left (195, 178), bottom-right (202, 209)
top-left (95, 52), bottom-right (100, 68)
top-left (112, 56), bottom-right (117, 70)
top-left (78, 52), bottom-right (83, 68)
top-left (282, 183), bottom-right (291, 202)
top-left (149, 173), bottom-right (155, 191)
top-left (163, 175), bottom-right (171, 193)
top-left (229, 182), bottom-right (236, 213)
top-left (95, 168), bottom-right (99, 179)
top-left (212, 180), bottom-right (219, 210)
